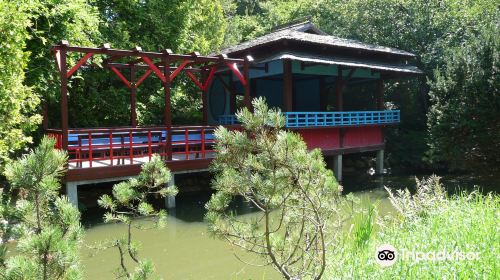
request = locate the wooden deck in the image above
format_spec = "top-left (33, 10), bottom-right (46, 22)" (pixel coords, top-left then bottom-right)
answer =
top-left (47, 122), bottom-right (389, 182)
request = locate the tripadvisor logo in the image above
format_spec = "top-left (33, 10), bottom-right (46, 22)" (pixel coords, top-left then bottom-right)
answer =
top-left (375, 244), bottom-right (481, 267)
top-left (375, 244), bottom-right (397, 267)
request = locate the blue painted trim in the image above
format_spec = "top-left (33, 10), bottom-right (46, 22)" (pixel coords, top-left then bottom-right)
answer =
top-left (218, 110), bottom-right (400, 127)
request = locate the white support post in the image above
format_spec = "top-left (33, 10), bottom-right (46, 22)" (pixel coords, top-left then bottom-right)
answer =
top-left (376, 150), bottom-right (384, 175)
top-left (66, 182), bottom-right (78, 208)
top-left (165, 174), bottom-right (176, 209)
top-left (333, 154), bottom-right (343, 182)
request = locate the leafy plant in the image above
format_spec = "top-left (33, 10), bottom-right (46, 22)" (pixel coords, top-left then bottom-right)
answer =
top-left (98, 155), bottom-right (177, 280)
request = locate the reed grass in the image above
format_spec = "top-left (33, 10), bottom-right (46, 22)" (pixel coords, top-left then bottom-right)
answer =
top-left (326, 188), bottom-right (499, 279)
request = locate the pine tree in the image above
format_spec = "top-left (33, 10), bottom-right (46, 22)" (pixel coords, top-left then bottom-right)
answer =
top-left (1, 136), bottom-right (82, 280)
top-left (98, 155), bottom-right (177, 280)
top-left (206, 97), bottom-right (348, 280)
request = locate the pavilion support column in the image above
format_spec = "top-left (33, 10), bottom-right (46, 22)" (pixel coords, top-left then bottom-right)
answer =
top-left (202, 71), bottom-right (208, 125)
top-left (66, 182), bottom-right (78, 208)
top-left (335, 68), bottom-right (345, 149)
top-left (376, 79), bottom-right (385, 175)
top-left (163, 58), bottom-right (172, 161)
top-left (130, 65), bottom-right (137, 127)
top-left (165, 174), bottom-right (176, 209)
top-left (59, 44), bottom-right (69, 150)
top-left (376, 150), bottom-right (385, 175)
top-left (282, 59), bottom-right (293, 112)
top-left (333, 154), bottom-right (343, 182)
top-left (243, 58), bottom-right (251, 110)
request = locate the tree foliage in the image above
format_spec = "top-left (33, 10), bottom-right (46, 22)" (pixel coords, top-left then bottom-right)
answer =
top-left (0, 1), bottom-right (41, 172)
top-left (25, 0), bottom-right (101, 124)
top-left (206, 98), bottom-right (347, 280)
top-left (427, 21), bottom-right (500, 171)
top-left (98, 155), bottom-right (177, 280)
top-left (0, 137), bottom-right (82, 280)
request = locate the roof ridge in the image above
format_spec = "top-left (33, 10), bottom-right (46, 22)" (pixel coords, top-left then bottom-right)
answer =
top-left (270, 17), bottom-right (313, 32)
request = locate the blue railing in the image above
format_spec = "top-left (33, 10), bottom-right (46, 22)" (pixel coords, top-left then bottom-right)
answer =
top-left (219, 110), bottom-right (400, 127)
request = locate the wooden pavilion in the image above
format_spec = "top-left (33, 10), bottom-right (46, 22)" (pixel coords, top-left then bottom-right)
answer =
top-left (46, 21), bottom-right (421, 208)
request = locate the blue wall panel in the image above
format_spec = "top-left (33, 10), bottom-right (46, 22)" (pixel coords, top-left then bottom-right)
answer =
top-left (294, 79), bottom-right (321, 111)
top-left (255, 79), bottom-right (283, 110)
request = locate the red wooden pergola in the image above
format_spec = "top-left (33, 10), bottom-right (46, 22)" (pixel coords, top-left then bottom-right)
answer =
top-left (48, 40), bottom-right (252, 151)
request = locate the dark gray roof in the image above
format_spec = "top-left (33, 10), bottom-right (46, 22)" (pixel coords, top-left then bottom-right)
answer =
top-left (220, 21), bottom-right (416, 58)
top-left (258, 52), bottom-right (423, 74)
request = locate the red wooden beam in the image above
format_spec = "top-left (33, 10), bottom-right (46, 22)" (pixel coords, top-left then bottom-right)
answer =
top-left (170, 60), bottom-right (191, 81)
top-left (203, 65), bottom-right (217, 91)
top-left (141, 56), bottom-right (166, 83)
top-left (226, 62), bottom-right (247, 86)
top-left (110, 66), bottom-right (131, 88)
top-left (67, 52), bottom-right (94, 78)
top-left (135, 69), bottom-right (152, 88)
top-left (186, 72), bottom-right (204, 91)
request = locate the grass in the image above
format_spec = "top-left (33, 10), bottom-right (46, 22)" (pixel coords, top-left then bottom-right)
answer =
top-left (325, 183), bottom-right (499, 279)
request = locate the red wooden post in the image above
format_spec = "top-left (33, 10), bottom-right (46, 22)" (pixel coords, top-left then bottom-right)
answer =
top-left (377, 78), bottom-right (385, 147)
top-left (282, 59), bottom-right (293, 112)
top-left (201, 128), bottom-right (205, 158)
top-left (109, 132), bottom-right (113, 166)
top-left (185, 129), bottom-right (189, 160)
top-left (148, 130), bottom-right (152, 161)
top-left (243, 58), bottom-right (251, 110)
top-left (202, 71), bottom-right (208, 125)
top-left (59, 42), bottom-right (69, 150)
top-left (335, 67), bottom-right (344, 148)
top-left (129, 131), bottom-right (133, 164)
top-left (88, 132), bottom-right (93, 168)
top-left (130, 65), bottom-right (137, 127)
top-left (163, 56), bottom-right (173, 161)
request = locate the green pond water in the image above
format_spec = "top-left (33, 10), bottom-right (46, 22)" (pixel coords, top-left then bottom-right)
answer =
top-left (80, 173), bottom-right (498, 279)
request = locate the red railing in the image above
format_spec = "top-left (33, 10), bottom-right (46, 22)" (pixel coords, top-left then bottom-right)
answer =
top-left (46, 126), bottom-right (216, 169)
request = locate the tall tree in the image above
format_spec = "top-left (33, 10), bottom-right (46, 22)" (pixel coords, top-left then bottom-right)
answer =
top-left (0, 1), bottom-right (40, 172)
top-left (427, 21), bottom-right (500, 171)
top-left (24, 0), bottom-right (101, 128)
top-left (206, 98), bottom-right (347, 280)
top-left (1, 137), bottom-right (82, 280)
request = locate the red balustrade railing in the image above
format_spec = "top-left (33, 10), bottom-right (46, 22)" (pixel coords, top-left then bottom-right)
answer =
top-left (46, 126), bottom-right (217, 169)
